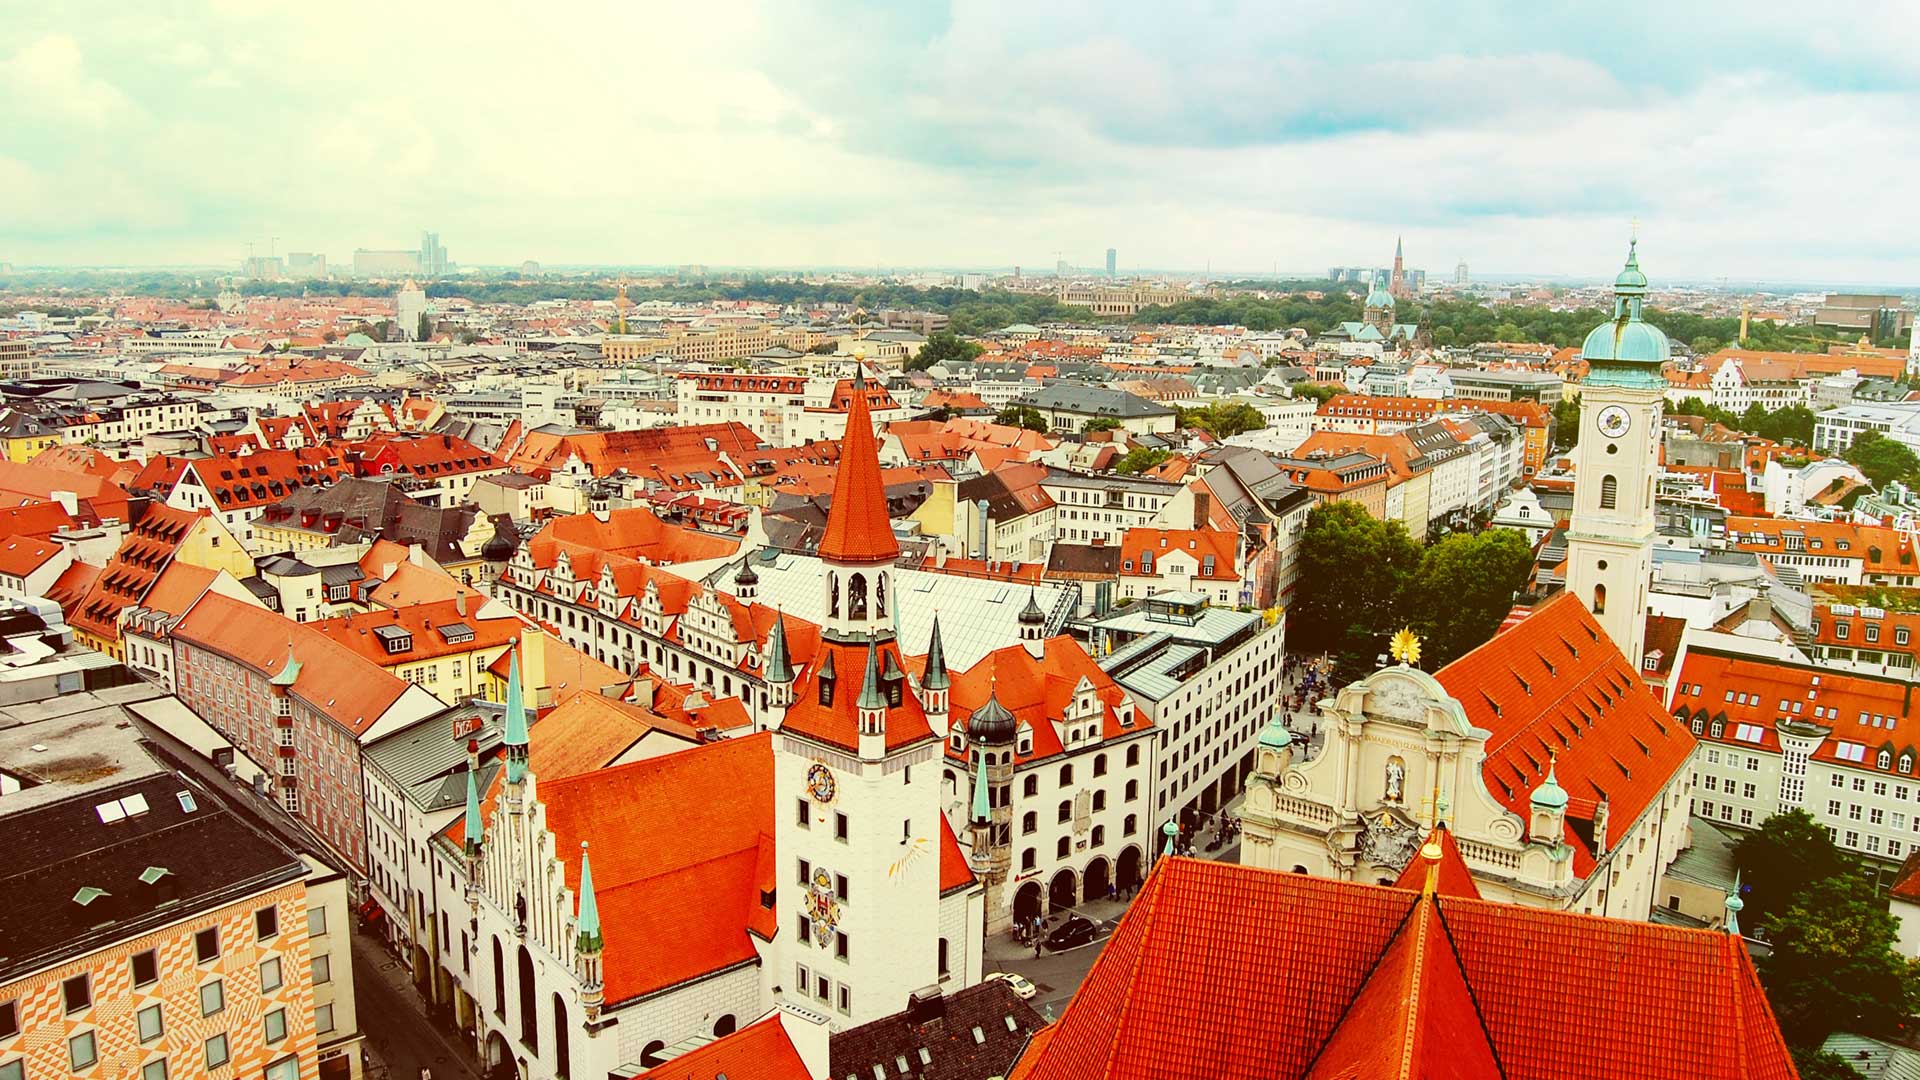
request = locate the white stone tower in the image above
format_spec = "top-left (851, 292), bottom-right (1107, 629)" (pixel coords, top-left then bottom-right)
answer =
top-left (1564, 240), bottom-right (1667, 665)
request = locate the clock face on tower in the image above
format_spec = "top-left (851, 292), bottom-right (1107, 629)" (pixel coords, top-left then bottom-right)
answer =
top-left (806, 762), bottom-right (836, 803)
top-left (1596, 405), bottom-right (1632, 440)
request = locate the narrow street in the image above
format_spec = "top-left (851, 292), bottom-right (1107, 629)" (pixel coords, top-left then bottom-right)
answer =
top-left (351, 929), bottom-right (482, 1080)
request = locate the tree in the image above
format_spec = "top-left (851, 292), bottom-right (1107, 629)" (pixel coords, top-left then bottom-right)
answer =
top-left (909, 330), bottom-right (983, 372)
top-left (1291, 501), bottom-right (1423, 667)
top-left (416, 312), bottom-right (433, 342)
top-left (1114, 447), bottom-right (1172, 474)
top-left (1790, 1048), bottom-right (1864, 1080)
top-left (1844, 431), bottom-right (1920, 488)
top-left (1733, 810), bottom-right (1848, 930)
top-left (809, 341), bottom-right (840, 354)
top-left (996, 404), bottom-right (1049, 433)
top-left (1402, 529), bottom-right (1535, 667)
top-left (1759, 870), bottom-right (1920, 1047)
top-left (1290, 382), bottom-right (1340, 406)
top-left (1551, 396), bottom-right (1581, 451)
top-left (1177, 402), bottom-right (1267, 439)
top-left (1082, 417), bottom-right (1123, 433)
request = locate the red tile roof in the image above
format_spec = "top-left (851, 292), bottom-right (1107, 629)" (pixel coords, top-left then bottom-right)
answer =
top-left (928, 639), bottom-right (1146, 766)
top-left (1434, 592), bottom-right (1696, 877)
top-left (819, 374), bottom-right (900, 563)
top-left (1117, 528), bottom-right (1237, 581)
top-left (784, 638), bottom-right (933, 754)
top-left (1014, 857), bottom-right (1793, 1080)
top-left (0, 535), bottom-right (60, 577)
top-left (1673, 646), bottom-right (1917, 777)
top-left (1388, 825), bottom-right (1480, 899)
top-left (70, 502), bottom-right (204, 641)
top-left (634, 1016), bottom-right (811, 1080)
top-left (938, 815), bottom-right (976, 896)
top-left (309, 598), bottom-right (523, 666)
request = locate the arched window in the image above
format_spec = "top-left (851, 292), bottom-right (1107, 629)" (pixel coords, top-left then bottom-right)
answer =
top-left (1092, 824), bottom-right (1106, 847)
top-left (1879, 750), bottom-right (1893, 769)
top-left (1059, 764), bottom-right (1073, 787)
top-left (491, 938), bottom-right (505, 1019)
top-left (1021, 848), bottom-right (1036, 871)
top-left (553, 995), bottom-right (571, 1079)
top-left (1691, 715), bottom-right (1704, 735)
top-left (829, 573), bottom-right (840, 617)
top-left (517, 946), bottom-right (539, 1051)
top-left (1904, 755), bottom-right (1915, 776)
top-left (1593, 583), bottom-right (1607, 615)
top-left (1057, 800), bottom-right (1071, 823)
top-left (848, 574), bottom-right (869, 620)
top-left (876, 574), bottom-right (887, 617)
top-left (1093, 790), bottom-right (1107, 812)
top-left (1125, 780), bottom-right (1139, 802)
top-left (1126, 745), bottom-right (1140, 767)
top-left (1124, 814), bottom-right (1138, 836)
top-left (1094, 753), bottom-right (1108, 777)
top-left (714, 1015), bottom-right (737, 1037)
top-left (642, 1041), bottom-right (668, 1068)
top-left (1056, 836), bottom-right (1071, 859)
top-left (1600, 475), bottom-right (1618, 509)
top-left (1022, 811), bottom-right (1037, 835)
top-left (1023, 775), bottom-right (1038, 798)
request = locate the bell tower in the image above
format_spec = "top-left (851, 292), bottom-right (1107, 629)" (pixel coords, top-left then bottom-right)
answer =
top-left (1565, 239), bottom-right (1666, 665)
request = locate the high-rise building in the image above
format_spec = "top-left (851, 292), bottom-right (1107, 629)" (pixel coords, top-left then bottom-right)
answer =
top-left (396, 279), bottom-right (427, 341)
top-left (1055, 258), bottom-right (1069, 277)
top-left (1105, 248), bottom-right (1117, 277)
top-left (241, 255), bottom-right (285, 279)
top-left (1455, 258), bottom-right (1469, 285)
top-left (286, 252), bottom-right (327, 278)
top-left (418, 231), bottom-right (449, 277)
top-left (1564, 239), bottom-right (1667, 665)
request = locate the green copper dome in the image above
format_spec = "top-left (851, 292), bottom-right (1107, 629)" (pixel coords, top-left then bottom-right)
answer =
top-left (1365, 272), bottom-right (1395, 310)
top-left (1530, 764), bottom-right (1568, 810)
top-left (1257, 714), bottom-right (1293, 751)
top-left (1580, 239), bottom-right (1669, 389)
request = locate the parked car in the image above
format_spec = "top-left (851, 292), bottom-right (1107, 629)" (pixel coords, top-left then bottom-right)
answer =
top-left (983, 971), bottom-right (1038, 999)
top-left (1046, 916), bottom-right (1097, 951)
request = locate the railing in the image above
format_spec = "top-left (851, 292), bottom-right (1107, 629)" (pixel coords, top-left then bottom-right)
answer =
top-left (1274, 794), bottom-right (1334, 824)
top-left (1458, 837), bottom-right (1521, 871)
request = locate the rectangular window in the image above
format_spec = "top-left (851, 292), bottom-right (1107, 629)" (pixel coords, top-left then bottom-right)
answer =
top-left (316, 1002), bottom-right (336, 1034)
top-left (835, 813), bottom-right (849, 841)
top-left (70, 1032), bottom-right (98, 1071)
top-left (255, 905), bottom-right (279, 940)
top-left (132, 949), bottom-right (159, 988)
top-left (204, 1034), bottom-right (230, 1070)
top-left (839, 985), bottom-right (852, 1014)
top-left (142, 1060), bottom-right (168, 1080)
top-left (836, 932), bottom-right (849, 960)
top-left (798, 858), bottom-right (810, 886)
top-left (261, 957), bottom-right (283, 992)
top-left (312, 954), bottom-right (331, 984)
top-left (308, 906), bottom-right (328, 937)
top-left (796, 799), bottom-right (810, 827)
top-left (0, 1000), bottom-right (15, 1040)
top-left (195, 926), bottom-right (221, 963)
top-left (264, 1007), bottom-right (287, 1043)
top-left (137, 1003), bottom-right (164, 1043)
top-left (63, 974), bottom-right (91, 1014)
top-left (835, 874), bottom-right (849, 902)
top-left (200, 979), bottom-right (225, 1017)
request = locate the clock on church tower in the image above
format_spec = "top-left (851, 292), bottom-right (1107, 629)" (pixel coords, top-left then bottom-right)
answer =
top-left (1564, 240), bottom-right (1668, 666)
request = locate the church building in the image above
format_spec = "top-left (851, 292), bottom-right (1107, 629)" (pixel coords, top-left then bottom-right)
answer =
top-left (1241, 244), bottom-right (1694, 916)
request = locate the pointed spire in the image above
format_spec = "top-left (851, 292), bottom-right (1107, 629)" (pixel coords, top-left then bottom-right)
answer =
top-left (921, 614), bottom-right (950, 691)
top-left (270, 644), bottom-right (301, 687)
top-left (1019, 587), bottom-right (1045, 625)
top-left (1162, 818), bottom-right (1179, 858)
top-left (462, 762), bottom-right (482, 857)
top-left (818, 365), bottom-right (899, 563)
top-left (576, 842), bottom-right (603, 953)
top-left (857, 638), bottom-right (886, 711)
top-left (504, 645), bottom-right (529, 784)
top-left (970, 750), bottom-right (991, 824)
top-left (765, 611), bottom-right (794, 683)
top-left (1725, 869), bottom-right (1745, 936)
top-left (1395, 235), bottom-right (1404, 259)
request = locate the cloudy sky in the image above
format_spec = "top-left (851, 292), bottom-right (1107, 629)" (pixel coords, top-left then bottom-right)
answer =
top-left (2, 1), bottom-right (1914, 283)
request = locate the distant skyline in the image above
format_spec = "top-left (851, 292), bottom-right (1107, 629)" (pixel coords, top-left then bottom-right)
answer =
top-left (3, 2), bottom-right (1917, 284)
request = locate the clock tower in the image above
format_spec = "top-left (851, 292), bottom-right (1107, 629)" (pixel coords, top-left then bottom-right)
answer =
top-left (1564, 240), bottom-right (1668, 665)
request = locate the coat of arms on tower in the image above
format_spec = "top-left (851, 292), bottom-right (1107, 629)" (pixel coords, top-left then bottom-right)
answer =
top-left (807, 866), bottom-right (840, 946)
top-left (1356, 807), bottom-right (1422, 875)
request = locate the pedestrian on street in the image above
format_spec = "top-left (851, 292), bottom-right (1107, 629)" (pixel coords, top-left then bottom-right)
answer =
top-left (1034, 938), bottom-right (1042, 958)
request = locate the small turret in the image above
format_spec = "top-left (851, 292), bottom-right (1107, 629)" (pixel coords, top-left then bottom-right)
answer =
top-left (1162, 818), bottom-right (1180, 858)
top-left (736, 556), bottom-right (759, 601)
top-left (921, 614), bottom-right (951, 734)
top-left (856, 639), bottom-right (886, 760)
top-left (764, 611), bottom-right (796, 709)
top-left (503, 645), bottom-right (529, 788)
top-left (1725, 870), bottom-right (1745, 937)
top-left (1019, 588), bottom-right (1046, 658)
top-left (576, 841), bottom-right (605, 1021)
top-left (1528, 759), bottom-right (1568, 845)
top-left (461, 758), bottom-right (483, 912)
top-left (1256, 712), bottom-right (1294, 778)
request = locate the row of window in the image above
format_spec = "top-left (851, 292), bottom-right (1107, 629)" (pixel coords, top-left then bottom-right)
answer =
top-left (2, 1011), bottom-right (301, 1078)
top-left (1018, 816), bottom-right (1139, 871)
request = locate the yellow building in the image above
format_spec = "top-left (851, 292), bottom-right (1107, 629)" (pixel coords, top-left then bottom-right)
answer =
top-left (0, 409), bottom-right (64, 462)
top-left (307, 597), bottom-right (522, 704)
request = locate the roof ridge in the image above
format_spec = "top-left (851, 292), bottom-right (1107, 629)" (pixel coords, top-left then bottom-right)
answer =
top-left (1429, 897), bottom-right (1511, 1080)
top-left (1082, 856), bottom-right (1177, 1077)
top-left (1298, 891), bottom-right (1424, 1078)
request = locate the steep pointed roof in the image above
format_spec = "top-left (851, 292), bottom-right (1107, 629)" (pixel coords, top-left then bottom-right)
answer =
top-left (504, 645), bottom-right (529, 783)
top-left (921, 613), bottom-right (950, 691)
top-left (764, 611), bottom-right (795, 684)
top-left (1389, 825), bottom-right (1481, 900)
top-left (576, 841), bottom-right (602, 953)
top-left (818, 370), bottom-right (900, 563)
top-left (462, 763), bottom-right (483, 856)
top-left (857, 638), bottom-right (887, 711)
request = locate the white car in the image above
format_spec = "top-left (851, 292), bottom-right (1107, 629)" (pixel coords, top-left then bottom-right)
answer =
top-left (983, 971), bottom-right (1037, 1000)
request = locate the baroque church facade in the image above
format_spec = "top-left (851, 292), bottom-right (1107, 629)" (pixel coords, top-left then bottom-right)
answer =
top-left (1242, 244), bottom-right (1699, 918)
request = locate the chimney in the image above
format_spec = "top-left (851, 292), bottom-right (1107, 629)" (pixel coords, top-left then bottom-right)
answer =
top-left (1592, 798), bottom-right (1610, 856)
top-left (1749, 583), bottom-right (1771, 629)
top-left (1193, 490), bottom-right (1211, 530)
top-left (456, 590), bottom-right (468, 617)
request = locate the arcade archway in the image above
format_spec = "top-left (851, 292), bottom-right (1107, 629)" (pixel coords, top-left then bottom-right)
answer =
top-left (1116, 846), bottom-right (1143, 893)
top-left (1048, 869), bottom-right (1077, 914)
top-left (1013, 881), bottom-right (1042, 925)
top-left (1083, 857), bottom-right (1110, 903)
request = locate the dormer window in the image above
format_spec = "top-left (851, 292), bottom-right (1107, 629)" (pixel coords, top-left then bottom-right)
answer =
top-left (1880, 750), bottom-right (1894, 770)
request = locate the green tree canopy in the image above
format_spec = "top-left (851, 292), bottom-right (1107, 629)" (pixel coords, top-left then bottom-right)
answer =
top-left (1177, 401), bottom-right (1267, 439)
top-left (1759, 870), bottom-right (1920, 1047)
top-left (1291, 383), bottom-right (1340, 406)
top-left (1552, 396), bottom-right (1581, 451)
top-left (1403, 529), bottom-right (1535, 668)
top-left (1291, 502), bottom-right (1422, 666)
top-left (1733, 809), bottom-right (1849, 929)
top-left (1082, 417), bottom-right (1123, 433)
top-left (908, 330), bottom-right (983, 371)
top-left (416, 312), bottom-right (433, 342)
top-left (1114, 447), bottom-right (1172, 474)
top-left (1844, 431), bottom-right (1920, 488)
top-left (995, 404), bottom-right (1049, 433)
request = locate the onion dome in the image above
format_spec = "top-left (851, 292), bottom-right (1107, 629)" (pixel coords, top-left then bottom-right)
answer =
top-left (736, 560), bottom-right (759, 587)
top-left (482, 518), bottom-right (517, 562)
top-left (967, 686), bottom-right (1018, 745)
top-left (1257, 713), bottom-right (1293, 751)
top-left (1019, 589), bottom-right (1046, 626)
top-left (1529, 762), bottom-right (1568, 811)
top-left (1580, 239), bottom-right (1671, 385)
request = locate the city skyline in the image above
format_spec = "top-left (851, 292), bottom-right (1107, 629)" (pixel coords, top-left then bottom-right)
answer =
top-left (2, 2), bottom-right (1916, 283)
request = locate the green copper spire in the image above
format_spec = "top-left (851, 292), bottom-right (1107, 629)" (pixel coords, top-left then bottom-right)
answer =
top-left (575, 842), bottom-right (602, 953)
top-left (970, 751), bottom-right (991, 824)
top-left (1162, 818), bottom-right (1179, 857)
top-left (922, 614), bottom-right (950, 691)
top-left (504, 645), bottom-right (529, 784)
top-left (462, 763), bottom-right (482, 857)
top-left (270, 645), bottom-right (301, 687)
top-left (1580, 238), bottom-right (1670, 388)
top-left (764, 611), bottom-right (794, 684)
top-left (1725, 869), bottom-right (1744, 937)
top-left (857, 638), bottom-right (886, 711)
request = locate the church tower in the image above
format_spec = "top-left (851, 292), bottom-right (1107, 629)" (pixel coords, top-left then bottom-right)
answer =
top-left (774, 367), bottom-right (945, 1028)
top-left (1564, 240), bottom-right (1667, 665)
top-left (1390, 235), bottom-right (1406, 299)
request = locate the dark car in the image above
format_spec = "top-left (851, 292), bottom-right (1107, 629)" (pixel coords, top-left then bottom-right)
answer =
top-left (1045, 916), bottom-right (1097, 950)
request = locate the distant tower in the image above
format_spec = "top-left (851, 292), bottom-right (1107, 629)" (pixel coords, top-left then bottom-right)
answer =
top-left (1390, 236), bottom-right (1407, 298)
top-left (613, 278), bottom-right (632, 336)
top-left (1106, 248), bottom-right (1117, 278)
top-left (1565, 239), bottom-right (1667, 665)
top-left (396, 279), bottom-right (427, 341)
top-left (1364, 271), bottom-right (1396, 337)
top-left (1455, 258), bottom-right (1469, 286)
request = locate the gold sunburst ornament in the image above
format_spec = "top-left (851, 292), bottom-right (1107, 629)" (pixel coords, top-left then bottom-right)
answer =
top-left (1389, 628), bottom-right (1422, 667)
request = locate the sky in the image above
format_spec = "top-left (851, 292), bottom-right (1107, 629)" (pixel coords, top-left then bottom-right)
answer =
top-left (2, 1), bottom-right (1916, 283)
